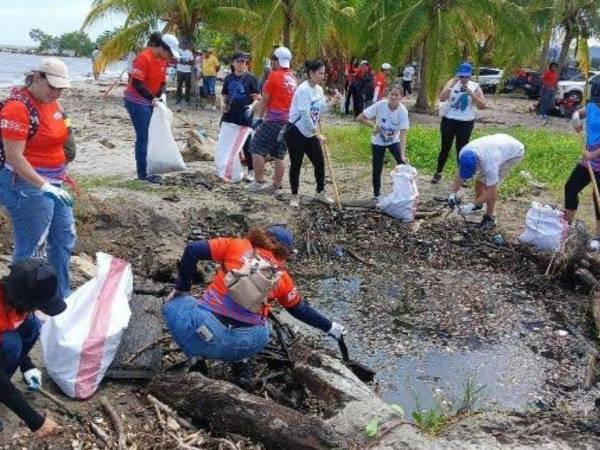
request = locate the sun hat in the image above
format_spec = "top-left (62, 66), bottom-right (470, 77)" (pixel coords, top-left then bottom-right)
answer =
top-left (273, 46), bottom-right (292, 69)
top-left (381, 63), bottom-right (392, 70)
top-left (35, 58), bottom-right (71, 89)
top-left (456, 63), bottom-right (473, 77)
top-left (266, 225), bottom-right (294, 251)
top-left (458, 149), bottom-right (478, 180)
top-left (6, 258), bottom-right (66, 316)
top-left (160, 34), bottom-right (180, 59)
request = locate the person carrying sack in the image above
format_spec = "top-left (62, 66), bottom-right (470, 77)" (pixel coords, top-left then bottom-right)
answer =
top-left (163, 225), bottom-right (345, 386)
top-left (0, 258), bottom-right (67, 438)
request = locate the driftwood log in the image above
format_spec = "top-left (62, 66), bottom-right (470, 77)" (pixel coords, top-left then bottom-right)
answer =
top-left (149, 371), bottom-right (339, 450)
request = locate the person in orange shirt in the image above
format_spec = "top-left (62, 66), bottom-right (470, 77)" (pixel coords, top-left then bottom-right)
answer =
top-left (0, 58), bottom-right (74, 300)
top-left (124, 33), bottom-right (180, 182)
top-left (373, 62), bottom-right (392, 103)
top-left (163, 225), bottom-right (345, 385)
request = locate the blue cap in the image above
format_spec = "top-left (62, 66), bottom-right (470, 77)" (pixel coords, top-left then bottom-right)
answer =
top-left (456, 63), bottom-right (473, 77)
top-left (266, 225), bottom-right (294, 250)
top-left (459, 150), bottom-right (478, 180)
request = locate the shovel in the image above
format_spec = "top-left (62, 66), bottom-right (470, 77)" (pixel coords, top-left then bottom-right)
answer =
top-left (337, 336), bottom-right (376, 383)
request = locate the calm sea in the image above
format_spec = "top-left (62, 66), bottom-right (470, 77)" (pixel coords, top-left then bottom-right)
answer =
top-left (0, 52), bottom-right (125, 88)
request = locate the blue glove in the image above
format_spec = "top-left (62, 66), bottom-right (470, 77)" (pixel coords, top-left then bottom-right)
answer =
top-left (41, 182), bottom-right (73, 207)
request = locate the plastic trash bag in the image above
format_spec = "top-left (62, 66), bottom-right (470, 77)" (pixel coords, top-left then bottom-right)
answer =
top-left (519, 201), bottom-right (569, 252)
top-left (147, 102), bottom-right (187, 175)
top-left (377, 164), bottom-right (419, 221)
top-left (40, 253), bottom-right (133, 399)
top-left (215, 122), bottom-right (252, 183)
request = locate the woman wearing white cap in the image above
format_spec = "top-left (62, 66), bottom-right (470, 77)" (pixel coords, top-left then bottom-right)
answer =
top-left (373, 63), bottom-right (392, 103)
top-left (0, 57), bottom-right (76, 301)
top-left (124, 33), bottom-right (179, 183)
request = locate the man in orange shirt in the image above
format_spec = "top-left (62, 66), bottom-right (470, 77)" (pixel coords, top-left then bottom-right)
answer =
top-left (373, 62), bottom-right (392, 102)
top-left (539, 62), bottom-right (559, 123)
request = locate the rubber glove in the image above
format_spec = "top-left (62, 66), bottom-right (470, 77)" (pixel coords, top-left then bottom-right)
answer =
top-left (23, 368), bottom-right (42, 389)
top-left (448, 192), bottom-right (460, 208)
top-left (41, 183), bottom-right (73, 207)
top-left (458, 202), bottom-right (479, 215)
top-left (327, 322), bottom-right (346, 340)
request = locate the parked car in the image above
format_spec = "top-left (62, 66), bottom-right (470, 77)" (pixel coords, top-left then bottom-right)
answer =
top-left (504, 69), bottom-right (536, 93)
top-left (555, 71), bottom-right (600, 117)
top-left (524, 66), bottom-right (582, 99)
top-left (476, 67), bottom-right (504, 93)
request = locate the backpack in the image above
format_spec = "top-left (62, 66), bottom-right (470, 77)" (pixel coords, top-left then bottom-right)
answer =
top-left (0, 88), bottom-right (40, 169)
top-left (224, 249), bottom-right (281, 313)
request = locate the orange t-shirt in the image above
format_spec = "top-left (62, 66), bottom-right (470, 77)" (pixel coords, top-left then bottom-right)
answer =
top-left (0, 287), bottom-right (27, 334)
top-left (263, 68), bottom-right (297, 122)
top-left (124, 48), bottom-right (167, 103)
top-left (374, 72), bottom-right (387, 100)
top-left (0, 89), bottom-right (67, 169)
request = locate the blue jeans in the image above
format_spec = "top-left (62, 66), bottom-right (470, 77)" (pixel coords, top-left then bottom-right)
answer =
top-left (203, 76), bottom-right (216, 96)
top-left (0, 169), bottom-right (75, 299)
top-left (539, 87), bottom-right (555, 117)
top-left (163, 295), bottom-right (270, 361)
top-left (1, 315), bottom-right (40, 376)
top-left (124, 98), bottom-right (153, 179)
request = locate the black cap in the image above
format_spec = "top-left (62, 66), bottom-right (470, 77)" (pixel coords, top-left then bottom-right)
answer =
top-left (6, 258), bottom-right (66, 316)
top-left (232, 52), bottom-right (250, 62)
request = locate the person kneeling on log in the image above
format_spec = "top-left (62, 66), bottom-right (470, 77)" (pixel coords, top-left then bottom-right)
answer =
top-left (164, 225), bottom-right (345, 385)
top-left (0, 258), bottom-right (66, 437)
top-left (448, 133), bottom-right (525, 230)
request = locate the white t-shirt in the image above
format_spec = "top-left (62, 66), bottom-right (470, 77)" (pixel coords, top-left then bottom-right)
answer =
top-left (362, 100), bottom-right (410, 146)
top-left (177, 49), bottom-right (194, 73)
top-left (288, 80), bottom-right (327, 138)
top-left (462, 134), bottom-right (525, 186)
top-left (444, 80), bottom-right (480, 121)
top-left (403, 66), bottom-right (415, 82)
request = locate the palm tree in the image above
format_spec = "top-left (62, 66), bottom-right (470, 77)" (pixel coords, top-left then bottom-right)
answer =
top-left (368, 0), bottom-right (537, 112)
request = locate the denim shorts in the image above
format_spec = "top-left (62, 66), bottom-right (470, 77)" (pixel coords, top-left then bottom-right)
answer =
top-left (203, 76), bottom-right (217, 96)
top-left (163, 295), bottom-right (270, 361)
top-left (249, 121), bottom-right (287, 160)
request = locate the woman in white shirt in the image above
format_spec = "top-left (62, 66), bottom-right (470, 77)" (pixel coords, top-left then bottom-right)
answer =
top-left (285, 60), bottom-right (338, 208)
top-left (356, 84), bottom-right (410, 200)
top-left (432, 62), bottom-right (485, 184)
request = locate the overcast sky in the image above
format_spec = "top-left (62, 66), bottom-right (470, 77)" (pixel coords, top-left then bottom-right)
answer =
top-left (0, 0), bottom-right (124, 46)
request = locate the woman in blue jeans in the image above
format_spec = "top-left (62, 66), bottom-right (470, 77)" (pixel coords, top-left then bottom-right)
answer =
top-left (163, 225), bottom-right (345, 385)
top-left (123, 33), bottom-right (179, 182)
top-left (0, 58), bottom-right (74, 299)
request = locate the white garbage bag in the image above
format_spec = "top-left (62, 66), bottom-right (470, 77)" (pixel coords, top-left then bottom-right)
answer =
top-left (215, 122), bottom-right (252, 182)
top-left (519, 202), bottom-right (569, 252)
top-left (147, 102), bottom-right (187, 175)
top-left (377, 164), bottom-right (419, 221)
top-left (40, 253), bottom-right (133, 399)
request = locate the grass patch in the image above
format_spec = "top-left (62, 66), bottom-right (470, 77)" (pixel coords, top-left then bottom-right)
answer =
top-left (324, 124), bottom-right (582, 198)
top-left (73, 175), bottom-right (156, 192)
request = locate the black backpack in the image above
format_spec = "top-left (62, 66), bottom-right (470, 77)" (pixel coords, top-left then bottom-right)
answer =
top-left (0, 89), bottom-right (40, 169)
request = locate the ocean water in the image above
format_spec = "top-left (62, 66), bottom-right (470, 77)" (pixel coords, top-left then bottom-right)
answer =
top-left (0, 52), bottom-right (126, 88)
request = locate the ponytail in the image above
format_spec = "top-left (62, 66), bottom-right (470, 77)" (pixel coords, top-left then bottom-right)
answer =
top-left (246, 227), bottom-right (290, 260)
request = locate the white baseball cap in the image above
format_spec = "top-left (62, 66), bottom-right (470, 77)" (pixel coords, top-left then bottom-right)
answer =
top-left (161, 34), bottom-right (180, 59)
top-left (359, 60), bottom-right (368, 66)
top-left (381, 63), bottom-right (392, 70)
top-left (35, 58), bottom-right (71, 89)
top-left (273, 46), bottom-right (292, 68)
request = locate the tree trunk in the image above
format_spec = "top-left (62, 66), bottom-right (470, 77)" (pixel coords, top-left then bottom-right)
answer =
top-left (538, 27), bottom-right (552, 72)
top-left (282, 0), bottom-right (293, 47)
top-left (415, 38), bottom-right (430, 112)
top-left (149, 372), bottom-right (340, 450)
top-left (557, 23), bottom-right (574, 75)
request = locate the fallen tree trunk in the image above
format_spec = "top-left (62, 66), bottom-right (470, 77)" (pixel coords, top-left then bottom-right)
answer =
top-left (148, 372), bottom-right (339, 450)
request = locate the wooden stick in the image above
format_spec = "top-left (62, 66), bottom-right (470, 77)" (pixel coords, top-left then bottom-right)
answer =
top-left (587, 160), bottom-right (600, 216)
top-left (321, 139), bottom-right (343, 212)
top-left (125, 336), bottom-right (170, 365)
top-left (102, 69), bottom-right (127, 100)
top-left (89, 422), bottom-right (111, 447)
top-left (100, 397), bottom-right (127, 450)
top-left (35, 386), bottom-right (76, 417)
top-left (169, 432), bottom-right (202, 450)
top-left (147, 394), bottom-right (194, 430)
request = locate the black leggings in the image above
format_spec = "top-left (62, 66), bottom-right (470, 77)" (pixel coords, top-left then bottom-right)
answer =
top-left (436, 117), bottom-right (474, 174)
top-left (285, 125), bottom-right (325, 195)
top-left (242, 135), bottom-right (253, 171)
top-left (372, 143), bottom-right (405, 197)
top-left (176, 72), bottom-right (191, 102)
top-left (565, 163), bottom-right (600, 219)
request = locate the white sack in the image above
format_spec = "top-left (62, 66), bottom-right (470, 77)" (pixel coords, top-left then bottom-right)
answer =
top-left (147, 102), bottom-right (187, 175)
top-left (519, 201), bottom-right (569, 252)
top-left (41, 253), bottom-right (133, 399)
top-left (377, 164), bottom-right (419, 221)
top-left (215, 122), bottom-right (252, 183)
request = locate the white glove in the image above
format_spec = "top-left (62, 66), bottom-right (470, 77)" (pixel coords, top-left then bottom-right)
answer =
top-left (448, 192), bottom-right (460, 208)
top-left (23, 368), bottom-right (42, 389)
top-left (327, 322), bottom-right (345, 340)
top-left (40, 182), bottom-right (73, 207)
top-left (160, 93), bottom-right (167, 103)
top-left (458, 202), bottom-right (478, 215)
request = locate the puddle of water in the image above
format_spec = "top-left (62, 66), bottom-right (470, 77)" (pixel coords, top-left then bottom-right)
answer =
top-left (317, 278), bottom-right (362, 304)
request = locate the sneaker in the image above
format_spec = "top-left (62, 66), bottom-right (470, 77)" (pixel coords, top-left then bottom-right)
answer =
top-left (431, 173), bottom-right (442, 184)
top-left (272, 185), bottom-right (284, 196)
top-left (373, 195), bottom-right (381, 204)
top-left (290, 195), bottom-right (300, 208)
top-left (315, 191), bottom-right (334, 206)
top-left (478, 214), bottom-right (496, 230)
top-left (231, 360), bottom-right (253, 388)
top-left (138, 175), bottom-right (162, 184)
top-left (245, 170), bottom-right (255, 182)
top-left (248, 181), bottom-right (270, 192)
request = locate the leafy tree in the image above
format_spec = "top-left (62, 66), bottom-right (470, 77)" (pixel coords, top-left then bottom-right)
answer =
top-left (29, 28), bottom-right (57, 53)
top-left (96, 28), bottom-right (122, 48)
top-left (57, 31), bottom-right (95, 57)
